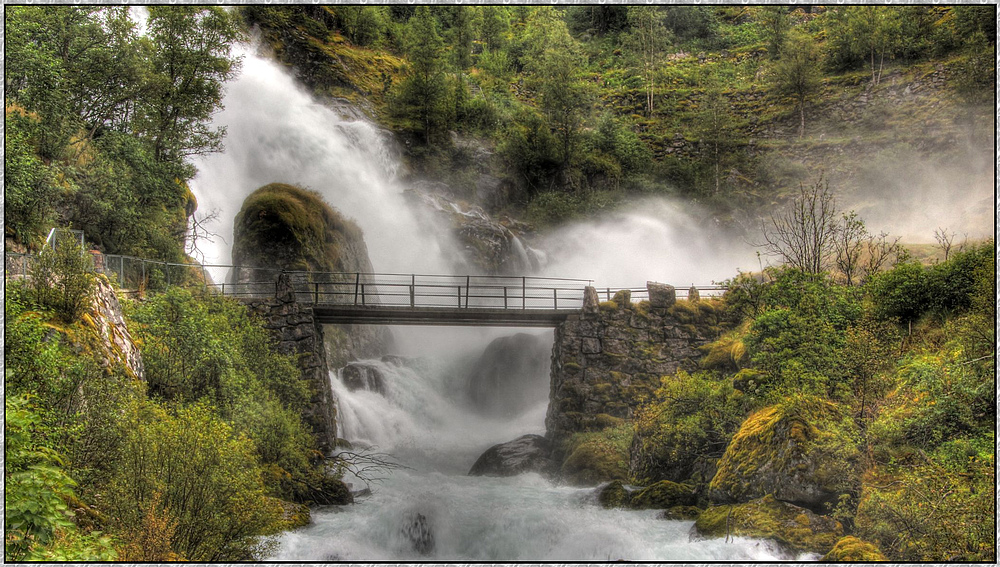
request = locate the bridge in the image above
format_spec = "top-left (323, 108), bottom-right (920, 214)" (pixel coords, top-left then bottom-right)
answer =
top-left (5, 249), bottom-right (722, 327)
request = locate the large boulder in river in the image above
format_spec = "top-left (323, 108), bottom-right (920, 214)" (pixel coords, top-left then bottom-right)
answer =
top-left (232, 183), bottom-right (392, 366)
top-left (708, 396), bottom-right (860, 511)
top-left (468, 434), bottom-right (557, 478)
top-left (466, 333), bottom-right (551, 417)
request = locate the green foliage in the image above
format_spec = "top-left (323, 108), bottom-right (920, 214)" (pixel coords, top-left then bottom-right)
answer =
top-left (4, 110), bottom-right (57, 244)
top-left (391, 6), bottom-right (451, 144)
top-left (770, 30), bottom-right (822, 138)
top-left (106, 402), bottom-right (284, 561)
top-left (5, 395), bottom-right (116, 562)
top-left (632, 370), bottom-right (745, 484)
top-left (27, 237), bottom-right (95, 323)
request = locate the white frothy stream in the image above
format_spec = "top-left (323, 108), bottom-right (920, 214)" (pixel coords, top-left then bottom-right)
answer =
top-left (189, 48), bottom-right (795, 561)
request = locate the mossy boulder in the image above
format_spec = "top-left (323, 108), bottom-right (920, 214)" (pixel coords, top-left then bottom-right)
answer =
top-left (596, 480), bottom-right (630, 509)
top-left (708, 395), bottom-right (860, 510)
top-left (820, 536), bottom-right (887, 562)
top-left (694, 495), bottom-right (843, 555)
top-left (659, 505), bottom-right (702, 520)
top-left (629, 480), bottom-right (697, 510)
top-left (232, 183), bottom-right (370, 274)
top-left (559, 424), bottom-right (632, 486)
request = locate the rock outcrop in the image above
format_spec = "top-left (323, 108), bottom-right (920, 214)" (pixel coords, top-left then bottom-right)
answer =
top-left (466, 333), bottom-right (551, 417)
top-left (820, 536), bottom-right (887, 562)
top-left (91, 275), bottom-right (144, 379)
top-left (468, 434), bottom-right (558, 478)
top-left (707, 396), bottom-right (860, 511)
top-left (231, 182), bottom-right (392, 367)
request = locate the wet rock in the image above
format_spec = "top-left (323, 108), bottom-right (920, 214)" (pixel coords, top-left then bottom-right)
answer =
top-left (597, 480), bottom-right (630, 508)
top-left (401, 511), bottom-right (435, 555)
top-left (821, 536), bottom-right (887, 562)
top-left (341, 362), bottom-right (387, 395)
top-left (468, 434), bottom-right (558, 478)
top-left (659, 505), bottom-right (702, 521)
top-left (309, 476), bottom-right (353, 506)
top-left (630, 480), bottom-right (698, 510)
top-left (466, 333), bottom-right (551, 417)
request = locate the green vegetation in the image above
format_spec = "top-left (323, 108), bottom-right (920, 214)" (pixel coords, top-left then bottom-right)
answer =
top-left (242, 5), bottom-right (993, 227)
top-left (4, 253), bottom-right (345, 560)
top-left (5, 6), bottom-right (241, 258)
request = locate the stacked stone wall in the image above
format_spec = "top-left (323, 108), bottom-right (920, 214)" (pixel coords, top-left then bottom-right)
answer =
top-left (243, 275), bottom-right (337, 454)
top-left (545, 283), bottom-right (722, 450)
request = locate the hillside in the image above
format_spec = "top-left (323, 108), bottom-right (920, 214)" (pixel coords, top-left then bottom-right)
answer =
top-left (242, 5), bottom-right (995, 242)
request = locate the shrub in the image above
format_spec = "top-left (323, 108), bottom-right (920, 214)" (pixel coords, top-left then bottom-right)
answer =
top-left (105, 403), bottom-right (284, 561)
top-left (27, 237), bottom-right (95, 323)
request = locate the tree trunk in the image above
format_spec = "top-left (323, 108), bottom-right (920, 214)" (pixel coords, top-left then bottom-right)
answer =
top-left (799, 98), bottom-right (805, 139)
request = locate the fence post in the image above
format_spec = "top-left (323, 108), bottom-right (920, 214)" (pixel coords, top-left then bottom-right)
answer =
top-left (522, 277), bottom-right (526, 309)
top-left (410, 274), bottom-right (415, 308)
top-left (457, 286), bottom-right (462, 308)
top-left (353, 273), bottom-right (360, 305)
top-left (119, 255), bottom-right (124, 287)
top-left (361, 283), bottom-right (366, 306)
top-left (166, 263), bottom-right (171, 287)
top-left (314, 282), bottom-right (319, 304)
top-left (606, 288), bottom-right (611, 301)
top-left (503, 286), bottom-right (508, 309)
top-left (553, 288), bottom-right (558, 309)
top-left (465, 275), bottom-right (470, 308)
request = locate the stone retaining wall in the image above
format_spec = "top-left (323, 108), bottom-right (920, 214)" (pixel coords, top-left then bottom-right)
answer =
top-left (545, 282), bottom-right (723, 451)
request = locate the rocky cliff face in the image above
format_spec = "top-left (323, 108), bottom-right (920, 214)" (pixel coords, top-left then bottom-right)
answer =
top-left (232, 182), bottom-right (392, 365)
top-left (546, 284), bottom-right (726, 450)
top-left (92, 276), bottom-right (144, 380)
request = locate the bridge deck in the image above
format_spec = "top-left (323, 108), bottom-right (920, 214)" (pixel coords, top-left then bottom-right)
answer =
top-left (313, 305), bottom-right (579, 327)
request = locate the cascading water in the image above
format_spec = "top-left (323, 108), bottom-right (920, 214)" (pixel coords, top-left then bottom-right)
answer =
top-left (188, 46), bottom-right (800, 561)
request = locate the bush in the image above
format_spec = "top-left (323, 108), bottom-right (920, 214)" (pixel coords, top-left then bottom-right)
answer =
top-left (27, 237), bottom-right (95, 323)
top-left (560, 423), bottom-right (633, 485)
top-left (631, 371), bottom-right (746, 484)
top-left (106, 403), bottom-right (284, 561)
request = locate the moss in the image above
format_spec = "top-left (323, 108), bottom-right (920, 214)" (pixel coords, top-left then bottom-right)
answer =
top-left (233, 183), bottom-right (363, 273)
top-left (695, 495), bottom-right (843, 555)
top-left (630, 480), bottom-right (697, 510)
top-left (599, 300), bottom-right (619, 312)
top-left (709, 395), bottom-right (860, 507)
top-left (660, 505), bottom-right (702, 521)
top-left (820, 536), bottom-right (887, 562)
top-left (560, 423), bottom-right (632, 486)
top-left (597, 480), bottom-right (630, 509)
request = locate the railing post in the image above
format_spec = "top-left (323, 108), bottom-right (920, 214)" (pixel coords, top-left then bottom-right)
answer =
top-left (465, 275), bottom-right (470, 308)
top-left (314, 281), bottom-right (319, 304)
top-left (553, 288), bottom-right (558, 309)
top-left (361, 282), bottom-right (366, 306)
top-left (607, 288), bottom-right (611, 301)
top-left (522, 277), bottom-right (526, 309)
top-left (457, 286), bottom-right (462, 308)
top-left (410, 274), bottom-right (415, 308)
top-left (119, 255), bottom-right (124, 287)
top-left (166, 263), bottom-right (171, 287)
top-left (503, 286), bottom-right (508, 309)
top-left (353, 273), bottom-right (360, 305)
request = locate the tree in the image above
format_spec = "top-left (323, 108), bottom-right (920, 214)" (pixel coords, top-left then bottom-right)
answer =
top-left (477, 6), bottom-right (509, 51)
top-left (394, 6), bottom-right (451, 144)
top-left (771, 30), bottom-right (822, 139)
top-left (448, 6), bottom-right (474, 70)
top-left (758, 6), bottom-right (789, 59)
top-left (624, 6), bottom-right (670, 116)
top-left (848, 7), bottom-right (902, 86)
top-left (693, 67), bottom-right (744, 195)
top-left (758, 177), bottom-right (839, 274)
top-left (139, 7), bottom-right (243, 164)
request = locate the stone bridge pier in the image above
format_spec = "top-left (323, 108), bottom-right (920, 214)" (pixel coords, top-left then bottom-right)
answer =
top-left (545, 282), bottom-right (722, 454)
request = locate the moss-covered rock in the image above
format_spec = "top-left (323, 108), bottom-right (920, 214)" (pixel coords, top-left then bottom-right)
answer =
top-left (708, 395), bottom-right (860, 510)
top-left (560, 424), bottom-right (632, 486)
top-left (659, 505), bottom-right (702, 521)
top-left (630, 480), bottom-right (697, 510)
top-left (597, 480), bottom-right (630, 509)
top-left (694, 495), bottom-right (843, 555)
top-left (232, 183), bottom-right (368, 274)
top-left (820, 536), bottom-right (887, 562)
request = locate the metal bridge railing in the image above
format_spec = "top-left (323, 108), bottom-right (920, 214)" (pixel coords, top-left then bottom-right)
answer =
top-left (5, 250), bottom-right (723, 310)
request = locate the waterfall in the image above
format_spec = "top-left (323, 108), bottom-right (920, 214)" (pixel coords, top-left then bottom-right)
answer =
top-left (188, 47), bottom-right (797, 562)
